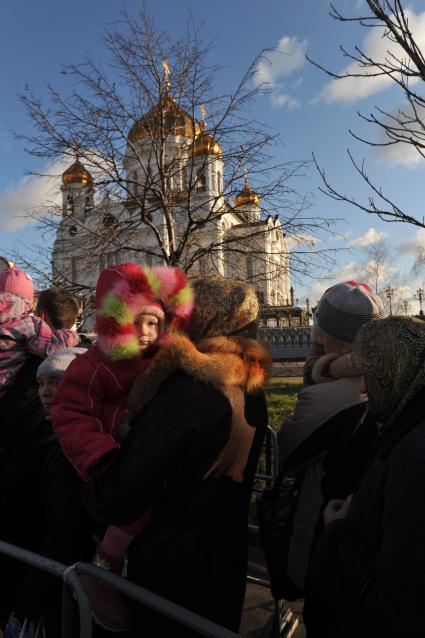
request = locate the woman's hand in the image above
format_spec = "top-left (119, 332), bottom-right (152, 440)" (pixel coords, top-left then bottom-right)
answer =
top-left (323, 494), bottom-right (353, 527)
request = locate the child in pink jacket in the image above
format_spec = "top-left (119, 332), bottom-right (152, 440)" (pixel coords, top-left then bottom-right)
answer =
top-left (0, 268), bottom-right (78, 398)
top-left (51, 262), bottom-right (193, 632)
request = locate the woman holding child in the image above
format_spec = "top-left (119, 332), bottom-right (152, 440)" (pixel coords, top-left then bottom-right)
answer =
top-left (83, 274), bottom-right (271, 636)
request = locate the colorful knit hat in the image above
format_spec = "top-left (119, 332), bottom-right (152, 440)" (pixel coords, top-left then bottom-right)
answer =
top-left (0, 267), bottom-right (34, 307)
top-left (96, 262), bottom-right (194, 360)
top-left (314, 280), bottom-right (385, 347)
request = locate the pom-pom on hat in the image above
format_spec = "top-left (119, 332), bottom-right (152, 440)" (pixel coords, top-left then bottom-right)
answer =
top-left (95, 262), bottom-right (194, 361)
top-left (0, 267), bottom-right (34, 307)
top-left (314, 280), bottom-right (385, 347)
top-left (37, 347), bottom-right (87, 380)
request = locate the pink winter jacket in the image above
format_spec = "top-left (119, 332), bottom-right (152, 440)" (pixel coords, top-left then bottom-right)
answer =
top-left (0, 292), bottom-right (79, 396)
top-left (50, 344), bottom-right (151, 480)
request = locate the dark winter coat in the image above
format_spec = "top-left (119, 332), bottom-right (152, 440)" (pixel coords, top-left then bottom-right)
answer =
top-left (305, 387), bottom-right (425, 638)
top-left (85, 335), bottom-right (270, 636)
top-left (0, 358), bottom-right (94, 630)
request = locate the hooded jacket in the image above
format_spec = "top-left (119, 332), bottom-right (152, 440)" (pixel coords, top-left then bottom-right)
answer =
top-left (51, 263), bottom-right (193, 480)
top-left (85, 332), bottom-right (271, 636)
top-left (0, 292), bottom-right (78, 395)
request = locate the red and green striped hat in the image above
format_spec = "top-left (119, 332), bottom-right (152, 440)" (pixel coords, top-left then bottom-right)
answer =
top-left (96, 262), bottom-right (193, 360)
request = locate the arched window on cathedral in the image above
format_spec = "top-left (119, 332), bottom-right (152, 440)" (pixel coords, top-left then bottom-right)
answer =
top-left (71, 257), bottom-right (78, 284)
top-left (246, 255), bottom-right (254, 280)
top-left (199, 255), bottom-right (208, 275)
top-left (181, 163), bottom-right (188, 191)
top-left (66, 194), bottom-right (75, 215)
top-left (217, 170), bottom-right (222, 193)
top-left (195, 167), bottom-right (206, 191)
top-left (85, 194), bottom-right (93, 214)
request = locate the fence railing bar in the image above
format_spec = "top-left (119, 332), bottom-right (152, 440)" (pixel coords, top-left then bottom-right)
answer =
top-left (61, 582), bottom-right (75, 638)
top-left (0, 540), bottom-right (65, 578)
top-left (75, 563), bottom-right (241, 638)
top-left (63, 566), bottom-right (93, 638)
top-left (247, 575), bottom-right (271, 588)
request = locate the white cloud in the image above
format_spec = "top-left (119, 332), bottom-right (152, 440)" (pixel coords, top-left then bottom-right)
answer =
top-left (255, 36), bottom-right (308, 88)
top-left (255, 35), bottom-right (307, 109)
top-left (398, 228), bottom-right (425, 256)
top-left (0, 152), bottom-right (107, 233)
top-left (271, 93), bottom-right (299, 109)
top-left (287, 233), bottom-right (318, 250)
top-left (374, 102), bottom-right (425, 167)
top-left (376, 139), bottom-right (423, 167)
top-left (0, 160), bottom-right (65, 232)
top-left (318, 8), bottom-right (425, 103)
top-left (348, 227), bottom-right (388, 247)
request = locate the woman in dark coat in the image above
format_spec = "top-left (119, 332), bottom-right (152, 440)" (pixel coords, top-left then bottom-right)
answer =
top-left (304, 316), bottom-right (425, 638)
top-left (86, 277), bottom-right (271, 636)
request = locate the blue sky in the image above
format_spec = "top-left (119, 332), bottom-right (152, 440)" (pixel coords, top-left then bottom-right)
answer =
top-left (1, 0), bottom-right (425, 310)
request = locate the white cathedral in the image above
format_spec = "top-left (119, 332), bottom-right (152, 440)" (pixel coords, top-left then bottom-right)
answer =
top-left (52, 87), bottom-right (291, 311)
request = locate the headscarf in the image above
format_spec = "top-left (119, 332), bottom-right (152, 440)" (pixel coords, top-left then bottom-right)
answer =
top-left (361, 316), bottom-right (425, 428)
top-left (189, 276), bottom-right (259, 341)
top-left (188, 276), bottom-right (264, 482)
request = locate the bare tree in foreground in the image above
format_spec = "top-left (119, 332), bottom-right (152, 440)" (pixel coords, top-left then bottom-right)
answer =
top-left (310, 0), bottom-right (425, 229)
top-left (11, 8), bottom-right (339, 300)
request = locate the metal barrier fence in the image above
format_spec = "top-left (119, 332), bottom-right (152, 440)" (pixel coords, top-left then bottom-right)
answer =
top-left (0, 540), bottom-right (241, 638)
top-left (0, 429), bottom-right (283, 637)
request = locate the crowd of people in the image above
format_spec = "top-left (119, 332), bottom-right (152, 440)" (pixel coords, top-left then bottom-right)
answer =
top-left (1, 263), bottom-right (424, 638)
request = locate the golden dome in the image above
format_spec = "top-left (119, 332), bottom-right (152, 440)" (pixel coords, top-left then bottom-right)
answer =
top-left (235, 184), bottom-right (260, 207)
top-left (128, 95), bottom-right (200, 143)
top-left (193, 127), bottom-right (222, 158)
top-left (62, 159), bottom-right (93, 187)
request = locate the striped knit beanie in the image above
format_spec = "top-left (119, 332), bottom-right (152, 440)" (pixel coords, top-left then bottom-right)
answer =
top-left (314, 281), bottom-right (385, 347)
top-left (95, 262), bottom-right (194, 361)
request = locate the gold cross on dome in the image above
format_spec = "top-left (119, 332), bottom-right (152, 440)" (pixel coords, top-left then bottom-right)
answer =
top-left (162, 59), bottom-right (171, 91)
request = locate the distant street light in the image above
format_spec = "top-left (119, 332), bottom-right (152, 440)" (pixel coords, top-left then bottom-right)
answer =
top-left (402, 300), bottom-right (411, 316)
top-left (414, 288), bottom-right (424, 318)
top-left (385, 286), bottom-right (395, 316)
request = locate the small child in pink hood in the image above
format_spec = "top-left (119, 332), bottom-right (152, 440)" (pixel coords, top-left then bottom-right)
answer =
top-left (51, 262), bottom-right (193, 632)
top-left (0, 268), bottom-right (78, 398)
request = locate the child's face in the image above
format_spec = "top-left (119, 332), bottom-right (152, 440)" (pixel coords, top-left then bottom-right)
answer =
top-left (134, 313), bottom-right (160, 350)
top-left (38, 375), bottom-right (60, 415)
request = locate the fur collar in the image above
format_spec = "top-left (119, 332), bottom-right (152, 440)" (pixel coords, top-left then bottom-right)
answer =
top-left (128, 333), bottom-right (272, 414)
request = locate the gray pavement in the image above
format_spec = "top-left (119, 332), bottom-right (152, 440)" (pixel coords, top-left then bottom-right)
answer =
top-left (240, 545), bottom-right (306, 638)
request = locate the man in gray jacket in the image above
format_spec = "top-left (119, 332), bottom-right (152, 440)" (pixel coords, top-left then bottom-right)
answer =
top-left (278, 281), bottom-right (384, 594)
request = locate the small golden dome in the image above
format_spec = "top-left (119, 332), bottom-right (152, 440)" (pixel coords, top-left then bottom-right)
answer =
top-left (235, 184), bottom-right (260, 207)
top-left (193, 128), bottom-right (222, 158)
top-left (128, 95), bottom-right (200, 143)
top-left (62, 159), bottom-right (93, 187)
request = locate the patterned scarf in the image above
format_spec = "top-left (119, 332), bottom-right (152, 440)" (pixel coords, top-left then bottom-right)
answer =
top-left (361, 316), bottom-right (425, 429)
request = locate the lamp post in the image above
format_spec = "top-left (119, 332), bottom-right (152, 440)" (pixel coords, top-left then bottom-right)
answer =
top-left (402, 300), bottom-right (411, 316)
top-left (415, 288), bottom-right (424, 318)
top-left (385, 286), bottom-right (395, 316)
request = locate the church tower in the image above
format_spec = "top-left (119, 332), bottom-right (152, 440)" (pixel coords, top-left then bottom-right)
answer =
top-left (61, 157), bottom-right (94, 220)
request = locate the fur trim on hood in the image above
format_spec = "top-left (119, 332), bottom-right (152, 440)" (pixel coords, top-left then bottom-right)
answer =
top-left (128, 333), bottom-right (272, 414)
top-left (127, 333), bottom-right (272, 482)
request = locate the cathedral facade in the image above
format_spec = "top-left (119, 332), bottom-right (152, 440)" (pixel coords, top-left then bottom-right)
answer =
top-left (52, 90), bottom-right (291, 311)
